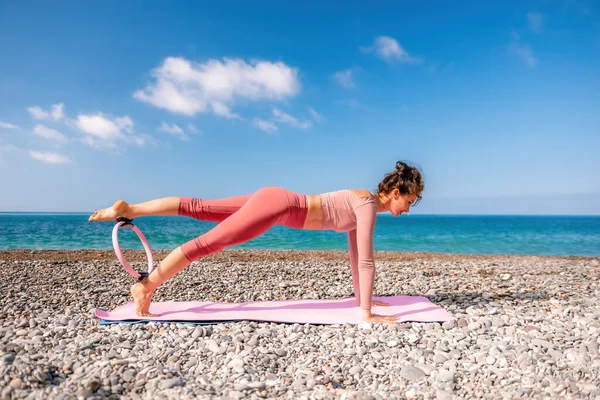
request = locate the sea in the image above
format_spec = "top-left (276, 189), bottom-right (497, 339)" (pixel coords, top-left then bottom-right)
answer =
top-left (0, 213), bottom-right (599, 257)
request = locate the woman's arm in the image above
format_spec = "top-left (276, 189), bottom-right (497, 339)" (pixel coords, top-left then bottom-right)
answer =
top-left (354, 201), bottom-right (376, 311)
top-left (347, 229), bottom-right (361, 306)
top-left (354, 200), bottom-right (398, 323)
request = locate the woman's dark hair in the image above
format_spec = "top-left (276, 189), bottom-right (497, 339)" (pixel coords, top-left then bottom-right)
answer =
top-left (376, 161), bottom-right (424, 206)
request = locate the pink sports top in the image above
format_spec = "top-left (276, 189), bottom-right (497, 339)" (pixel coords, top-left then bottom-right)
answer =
top-left (319, 190), bottom-right (377, 310)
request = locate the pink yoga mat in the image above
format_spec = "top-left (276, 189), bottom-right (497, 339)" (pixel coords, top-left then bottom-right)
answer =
top-left (96, 296), bottom-right (453, 325)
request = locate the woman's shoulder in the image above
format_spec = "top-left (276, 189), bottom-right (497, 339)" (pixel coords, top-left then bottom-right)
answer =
top-left (320, 189), bottom-right (376, 207)
top-left (346, 190), bottom-right (377, 213)
top-left (347, 189), bottom-right (375, 199)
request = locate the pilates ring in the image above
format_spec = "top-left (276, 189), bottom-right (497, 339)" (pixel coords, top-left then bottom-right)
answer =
top-left (112, 217), bottom-right (154, 281)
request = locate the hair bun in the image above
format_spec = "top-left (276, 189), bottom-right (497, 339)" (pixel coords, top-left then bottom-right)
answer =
top-left (376, 160), bottom-right (424, 204)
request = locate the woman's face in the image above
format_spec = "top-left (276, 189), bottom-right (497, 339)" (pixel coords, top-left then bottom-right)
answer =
top-left (389, 190), bottom-right (418, 216)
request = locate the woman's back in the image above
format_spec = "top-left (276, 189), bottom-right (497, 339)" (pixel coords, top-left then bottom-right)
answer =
top-left (320, 190), bottom-right (377, 232)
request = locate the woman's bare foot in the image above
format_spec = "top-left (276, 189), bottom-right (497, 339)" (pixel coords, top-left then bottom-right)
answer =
top-left (130, 281), bottom-right (157, 317)
top-left (88, 200), bottom-right (133, 221)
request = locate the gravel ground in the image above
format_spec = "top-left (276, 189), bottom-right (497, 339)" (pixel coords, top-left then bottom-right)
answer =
top-left (1, 249), bottom-right (599, 399)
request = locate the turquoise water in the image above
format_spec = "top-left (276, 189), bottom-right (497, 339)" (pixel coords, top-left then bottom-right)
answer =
top-left (0, 213), bottom-right (599, 256)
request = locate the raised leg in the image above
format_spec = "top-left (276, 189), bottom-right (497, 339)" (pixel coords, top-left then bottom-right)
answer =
top-left (89, 195), bottom-right (252, 222)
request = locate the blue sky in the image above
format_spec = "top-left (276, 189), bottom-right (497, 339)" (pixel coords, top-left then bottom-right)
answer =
top-left (0, 0), bottom-right (598, 214)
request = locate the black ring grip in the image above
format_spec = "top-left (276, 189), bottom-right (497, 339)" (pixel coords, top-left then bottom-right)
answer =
top-left (116, 216), bottom-right (134, 227)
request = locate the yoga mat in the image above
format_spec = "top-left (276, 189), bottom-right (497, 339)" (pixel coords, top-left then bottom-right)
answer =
top-left (96, 296), bottom-right (453, 325)
top-left (98, 320), bottom-right (232, 326)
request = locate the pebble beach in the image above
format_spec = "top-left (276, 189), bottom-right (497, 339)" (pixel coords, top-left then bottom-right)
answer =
top-left (1, 249), bottom-right (599, 399)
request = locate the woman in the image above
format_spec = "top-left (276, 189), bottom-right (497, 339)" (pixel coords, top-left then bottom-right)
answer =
top-left (89, 161), bottom-right (424, 323)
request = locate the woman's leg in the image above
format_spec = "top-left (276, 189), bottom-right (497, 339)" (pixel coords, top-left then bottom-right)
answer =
top-left (131, 187), bottom-right (297, 316)
top-left (130, 247), bottom-right (190, 317)
top-left (89, 194), bottom-right (251, 222)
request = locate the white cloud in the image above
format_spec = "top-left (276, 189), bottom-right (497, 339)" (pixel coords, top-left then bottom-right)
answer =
top-left (33, 124), bottom-right (68, 142)
top-left (0, 121), bottom-right (19, 130)
top-left (79, 136), bottom-right (117, 151)
top-left (211, 102), bottom-right (239, 119)
top-left (527, 12), bottom-right (545, 33)
top-left (252, 118), bottom-right (278, 133)
top-left (74, 113), bottom-right (133, 140)
top-left (128, 133), bottom-right (156, 147)
top-left (187, 123), bottom-right (200, 134)
top-left (133, 57), bottom-right (301, 117)
top-left (308, 107), bottom-right (324, 122)
top-left (29, 151), bottom-right (70, 164)
top-left (361, 36), bottom-right (423, 64)
top-left (159, 121), bottom-right (188, 140)
top-left (27, 103), bottom-right (65, 121)
top-left (509, 32), bottom-right (537, 67)
top-left (159, 121), bottom-right (184, 135)
top-left (333, 68), bottom-right (357, 88)
top-left (27, 107), bottom-right (49, 120)
top-left (272, 108), bottom-right (311, 129)
top-left (24, 103), bottom-right (147, 151)
top-left (80, 135), bottom-right (141, 151)
top-left (72, 112), bottom-right (146, 150)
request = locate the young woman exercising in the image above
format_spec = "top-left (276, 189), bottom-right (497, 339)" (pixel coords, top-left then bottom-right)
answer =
top-left (89, 161), bottom-right (424, 323)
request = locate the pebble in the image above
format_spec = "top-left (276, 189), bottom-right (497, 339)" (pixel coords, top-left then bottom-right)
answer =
top-left (436, 390), bottom-right (453, 400)
top-left (437, 369), bottom-right (456, 383)
top-left (349, 366), bottom-right (363, 374)
top-left (0, 252), bottom-right (598, 399)
top-left (160, 377), bottom-right (183, 390)
top-left (400, 365), bottom-right (426, 381)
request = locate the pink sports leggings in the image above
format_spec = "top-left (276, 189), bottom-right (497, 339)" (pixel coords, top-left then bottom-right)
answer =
top-left (178, 186), bottom-right (308, 262)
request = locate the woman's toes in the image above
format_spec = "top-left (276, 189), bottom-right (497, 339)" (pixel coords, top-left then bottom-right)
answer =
top-left (142, 312), bottom-right (157, 318)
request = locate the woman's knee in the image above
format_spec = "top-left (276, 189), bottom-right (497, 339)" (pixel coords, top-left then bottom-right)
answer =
top-left (253, 185), bottom-right (283, 196)
top-left (251, 186), bottom-right (289, 205)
